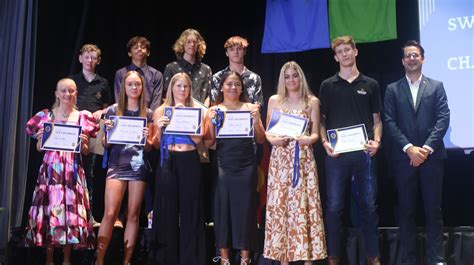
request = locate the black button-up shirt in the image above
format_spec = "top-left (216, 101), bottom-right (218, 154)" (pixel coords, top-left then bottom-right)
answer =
top-left (163, 58), bottom-right (212, 104)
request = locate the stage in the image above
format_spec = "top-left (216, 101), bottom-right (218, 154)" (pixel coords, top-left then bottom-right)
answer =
top-left (6, 226), bottom-right (474, 265)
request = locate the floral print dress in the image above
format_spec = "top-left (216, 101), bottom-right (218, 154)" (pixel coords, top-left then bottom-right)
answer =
top-left (264, 109), bottom-right (327, 262)
top-left (25, 109), bottom-right (98, 249)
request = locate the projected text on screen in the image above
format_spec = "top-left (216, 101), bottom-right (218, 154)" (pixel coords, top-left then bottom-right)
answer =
top-left (419, 0), bottom-right (474, 149)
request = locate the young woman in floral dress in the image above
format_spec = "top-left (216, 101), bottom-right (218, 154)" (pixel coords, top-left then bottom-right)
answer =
top-left (26, 78), bottom-right (98, 265)
top-left (263, 61), bottom-right (327, 265)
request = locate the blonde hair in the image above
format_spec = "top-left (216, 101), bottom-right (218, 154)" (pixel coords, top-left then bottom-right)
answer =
top-left (79, 44), bottom-right (101, 57)
top-left (276, 61), bottom-right (313, 106)
top-left (224, 36), bottom-right (249, 50)
top-left (117, 71), bottom-right (147, 117)
top-left (331, 35), bottom-right (356, 52)
top-left (173, 28), bottom-right (207, 61)
top-left (163, 73), bottom-right (194, 107)
top-left (52, 78), bottom-right (78, 109)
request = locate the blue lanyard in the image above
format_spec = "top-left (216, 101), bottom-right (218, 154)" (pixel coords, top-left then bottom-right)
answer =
top-left (102, 123), bottom-right (108, 168)
top-left (292, 143), bottom-right (300, 188)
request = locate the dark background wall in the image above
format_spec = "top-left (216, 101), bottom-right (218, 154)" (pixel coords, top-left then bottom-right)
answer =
top-left (25, 0), bottom-right (474, 227)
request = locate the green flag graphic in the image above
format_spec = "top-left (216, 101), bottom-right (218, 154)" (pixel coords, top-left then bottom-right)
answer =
top-left (329, 0), bottom-right (397, 43)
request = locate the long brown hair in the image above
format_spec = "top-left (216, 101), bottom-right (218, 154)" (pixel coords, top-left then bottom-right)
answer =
top-left (173, 28), bottom-right (207, 61)
top-left (117, 70), bottom-right (147, 117)
top-left (215, 71), bottom-right (249, 105)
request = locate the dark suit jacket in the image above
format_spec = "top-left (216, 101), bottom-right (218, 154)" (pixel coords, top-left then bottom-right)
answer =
top-left (383, 75), bottom-right (450, 160)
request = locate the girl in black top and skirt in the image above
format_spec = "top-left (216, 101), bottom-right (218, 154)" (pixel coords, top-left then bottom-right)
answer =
top-left (205, 71), bottom-right (265, 265)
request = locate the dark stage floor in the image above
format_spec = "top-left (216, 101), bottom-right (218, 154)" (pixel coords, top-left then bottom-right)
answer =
top-left (6, 226), bottom-right (474, 265)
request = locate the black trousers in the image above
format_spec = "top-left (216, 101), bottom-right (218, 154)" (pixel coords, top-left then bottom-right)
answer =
top-left (154, 150), bottom-right (207, 265)
top-left (394, 158), bottom-right (445, 265)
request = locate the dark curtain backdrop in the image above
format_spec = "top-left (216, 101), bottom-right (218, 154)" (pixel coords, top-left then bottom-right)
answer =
top-left (30, 0), bottom-right (419, 111)
top-left (0, 0), bottom-right (37, 262)
top-left (20, 0), bottom-right (474, 243)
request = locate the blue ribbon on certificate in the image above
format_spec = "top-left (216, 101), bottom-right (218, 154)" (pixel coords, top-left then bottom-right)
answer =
top-left (292, 143), bottom-right (300, 188)
top-left (160, 132), bottom-right (167, 167)
top-left (211, 108), bottom-right (224, 128)
top-left (102, 123), bottom-right (108, 168)
top-left (74, 153), bottom-right (79, 181)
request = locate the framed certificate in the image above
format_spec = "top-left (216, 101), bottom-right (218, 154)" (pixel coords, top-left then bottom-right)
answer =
top-left (216, 110), bottom-right (254, 138)
top-left (327, 124), bottom-right (368, 154)
top-left (106, 116), bottom-right (147, 145)
top-left (41, 122), bottom-right (82, 153)
top-left (266, 110), bottom-right (308, 137)
top-left (163, 107), bottom-right (202, 135)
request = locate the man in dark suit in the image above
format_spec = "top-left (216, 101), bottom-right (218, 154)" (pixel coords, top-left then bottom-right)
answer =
top-left (383, 40), bottom-right (450, 265)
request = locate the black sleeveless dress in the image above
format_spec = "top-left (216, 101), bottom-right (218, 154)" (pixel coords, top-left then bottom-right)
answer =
top-left (214, 137), bottom-right (258, 250)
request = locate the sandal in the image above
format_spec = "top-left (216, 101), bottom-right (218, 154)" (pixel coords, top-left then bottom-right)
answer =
top-left (212, 256), bottom-right (230, 265)
top-left (241, 257), bottom-right (251, 265)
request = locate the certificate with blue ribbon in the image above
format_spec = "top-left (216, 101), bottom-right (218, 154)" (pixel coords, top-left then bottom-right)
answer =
top-left (327, 124), bottom-right (368, 154)
top-left (164, 107), bottom-right (202, 135)
top-left (266, 110), bottom-right (308, 137)
top-left (216, 110), bottom-right (254, 138)
top-left (107, 116), bottom-right (147, 145)
top-left (41, 122), bottom-right (82, 153)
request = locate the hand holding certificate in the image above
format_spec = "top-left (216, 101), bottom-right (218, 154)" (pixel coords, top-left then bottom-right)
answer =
top-left (326, 124), bottom-right (368, 154)
top-left (163, 107), bottom-right (202, 135)
top-left (215, 110), bottom-right (254, 138)
top-left (106, 116), bottom-right (147, 145)
top-left (266, 110), bottom-right (308, 138)
top-left (89, 119), bottom-right (105, 155)
top-left (41, 122), bottom-right (82, 153)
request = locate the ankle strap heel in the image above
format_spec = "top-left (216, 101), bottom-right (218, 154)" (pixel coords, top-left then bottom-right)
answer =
top-left (241, 257), bottom-right (251, 265)
top-left (212, 256), bottom-right (230, 265)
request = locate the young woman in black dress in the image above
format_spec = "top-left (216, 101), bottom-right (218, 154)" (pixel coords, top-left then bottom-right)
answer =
top-left (205, 71), bottom-right (265, 265)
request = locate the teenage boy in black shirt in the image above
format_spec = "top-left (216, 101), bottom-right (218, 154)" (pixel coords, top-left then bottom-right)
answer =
top-left (70, 44), bottom-right (112, 225)
top-left (319, 35), bottom-right (382, 265)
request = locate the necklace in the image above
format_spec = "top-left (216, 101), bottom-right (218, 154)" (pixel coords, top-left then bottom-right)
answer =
top-left (55, 109), bottom-right (70, 119)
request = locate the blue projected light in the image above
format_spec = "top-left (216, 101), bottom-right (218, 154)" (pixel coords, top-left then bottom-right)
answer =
top-left (419, 0), bottom-right (474, 149)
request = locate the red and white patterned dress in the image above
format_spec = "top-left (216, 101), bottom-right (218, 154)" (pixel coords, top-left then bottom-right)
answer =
top-left (264, 109), bottom-right (327, 262)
